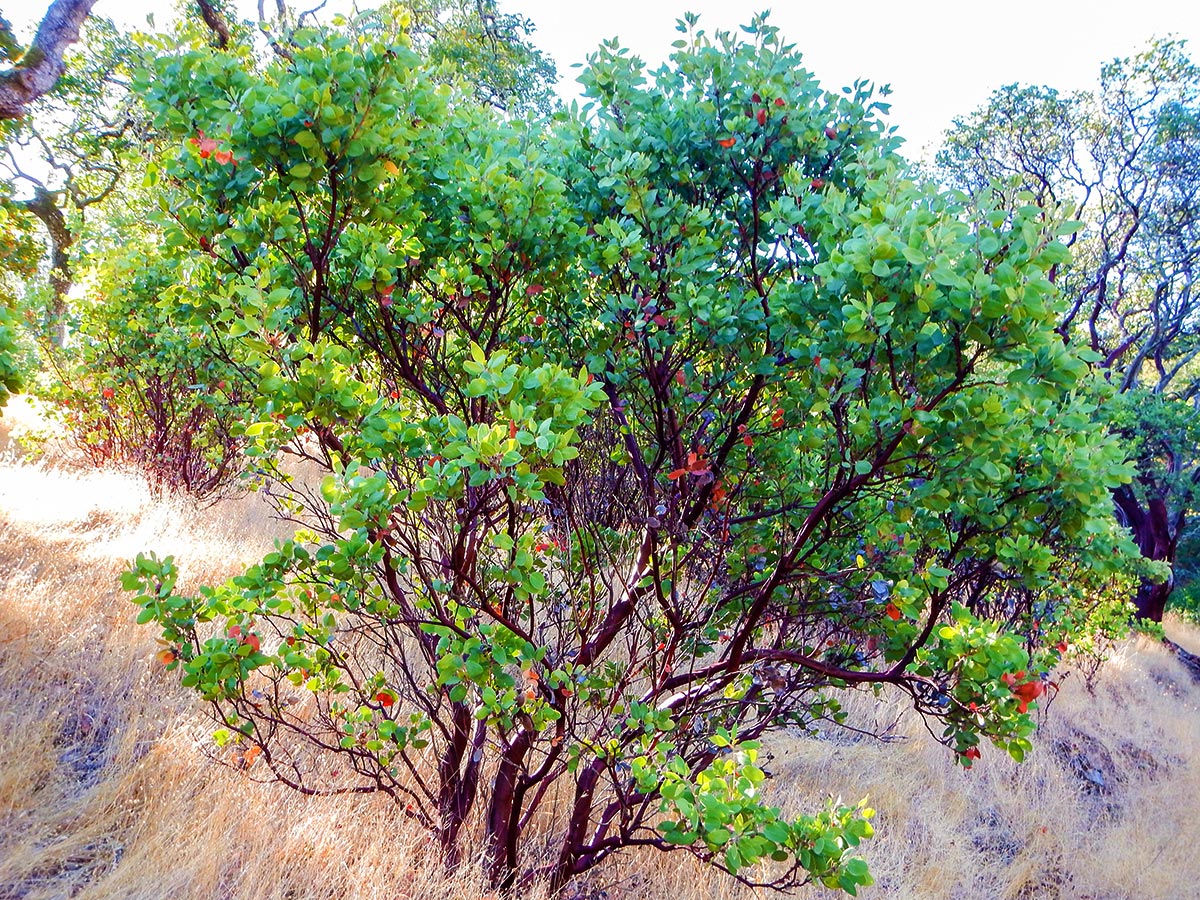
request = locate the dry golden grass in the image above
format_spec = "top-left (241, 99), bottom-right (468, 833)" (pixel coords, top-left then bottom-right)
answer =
top-left (3, 395), bottom-right (1200, 900)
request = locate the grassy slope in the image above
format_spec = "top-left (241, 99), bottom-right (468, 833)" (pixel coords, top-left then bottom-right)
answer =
top-left (2, 397), bottom-right (1199, 900)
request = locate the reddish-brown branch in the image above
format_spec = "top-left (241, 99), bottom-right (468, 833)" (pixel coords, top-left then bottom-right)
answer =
top-left (194, 0), bottom-right (232, 48)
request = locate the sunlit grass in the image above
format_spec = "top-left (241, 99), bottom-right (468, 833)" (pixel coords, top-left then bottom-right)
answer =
top-left (2, 397), bottom-right (1199, 899)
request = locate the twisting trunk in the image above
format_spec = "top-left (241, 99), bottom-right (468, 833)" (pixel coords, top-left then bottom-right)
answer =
top-left (437, 705), bottom-right (486, 869)
top-left (22, 185), bottom-right (72, 346)
top-left (548, 758), bottom-right (604, 895)
top-left (485, 727), bottom-right (532, 890)
top-left (0, 0), bottom-right (97, 119)
top-left (1113, 484), bottom-right (1181, 622)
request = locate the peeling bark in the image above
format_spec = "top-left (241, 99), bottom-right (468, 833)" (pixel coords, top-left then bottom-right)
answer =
top-left (0, 0), bottom-right (98, 120)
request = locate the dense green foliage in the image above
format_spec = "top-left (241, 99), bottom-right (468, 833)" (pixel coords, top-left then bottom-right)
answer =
top-left (8, 3), bottom-right (1195, 897)
top-left (0, 197), bottom-right (40, 408)
top-left (937, 39), bottom-right (1200, 620)
top-left (110, 11), bottom-right (1145, 895)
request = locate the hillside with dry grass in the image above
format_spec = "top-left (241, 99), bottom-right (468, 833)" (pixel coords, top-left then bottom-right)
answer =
top-left (2, 397), bottom-right (1199, 900)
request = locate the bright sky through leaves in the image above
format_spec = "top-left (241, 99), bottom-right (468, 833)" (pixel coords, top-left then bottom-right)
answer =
top-left (4, 0), bottom-right (1199, 156)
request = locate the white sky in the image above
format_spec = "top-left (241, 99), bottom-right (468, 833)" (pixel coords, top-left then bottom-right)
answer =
top-left (5, 0), bottom-right (1199, 158)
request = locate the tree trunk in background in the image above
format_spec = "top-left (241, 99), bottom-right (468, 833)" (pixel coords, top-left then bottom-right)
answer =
top-left (0, 0), bottom-right (98, 119)
top-left (1113, 484), bottom-right (1181, 622)
top-left (22, 186), bottom-right (72, 346)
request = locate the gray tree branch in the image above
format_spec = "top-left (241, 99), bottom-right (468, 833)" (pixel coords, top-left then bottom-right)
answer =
top-left (0, 0), bottom-right (97, 120)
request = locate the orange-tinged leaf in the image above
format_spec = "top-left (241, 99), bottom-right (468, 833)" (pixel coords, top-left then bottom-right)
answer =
top-left (190, 132), bottom-right (219, 159)
top-left (1012, 681), bottom-right (1044, 703)
top-left (717, 137), bottom-right (736, 149)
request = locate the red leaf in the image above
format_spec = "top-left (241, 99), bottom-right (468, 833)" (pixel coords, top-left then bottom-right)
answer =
top-left (710, 478), bottom-right (727, 503)
top-left (525, 284), bottom-right (544, 296)
top-left (717, 137), bottom-right (736, 149)
top-left (190, 131), bottom-right (220, 159)
top-left (756, 108), bottom-right (767, 126)
top-left (885, 603), bottom-right (901, 621)
top-left (375, 691), bottom-right (395, 707)
top-left (1012, 681), bottom-right (1044, 704)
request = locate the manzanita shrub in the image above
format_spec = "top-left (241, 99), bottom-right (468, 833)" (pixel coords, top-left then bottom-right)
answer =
top-left (124, 11), bottom-right (1138, 895)
top-left (48, 241), bottom-right (250, 500)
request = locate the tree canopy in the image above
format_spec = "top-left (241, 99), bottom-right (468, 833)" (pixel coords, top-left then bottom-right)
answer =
top-left (108, 9), bottom-right (1140, 894)
top-left (0, 4), bottom-right (1176, 898)
top-left (938, 38), bottom-right (1200, 620)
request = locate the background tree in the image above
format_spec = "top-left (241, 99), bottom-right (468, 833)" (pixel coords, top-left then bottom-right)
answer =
top-left (1, 15), bottom-right (148, 346)
top-left (0, 0), bottom-right (98, 412)
top-left (0, 0), bottom-right (97, 120)
top-left (937, 38), bottom-right (1200, 621)
top-left (0, 192), bottom-right (42, 409)
top-left (400, 0), bottom-right (558, 115)
top-left (124, 12), bottom-right (1135, 896)
top-left (13, 0), bottom-right (556, 494)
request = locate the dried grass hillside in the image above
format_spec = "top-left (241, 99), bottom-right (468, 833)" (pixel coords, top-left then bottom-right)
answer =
top-left (2, 397), bottom-right (1199, 900)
